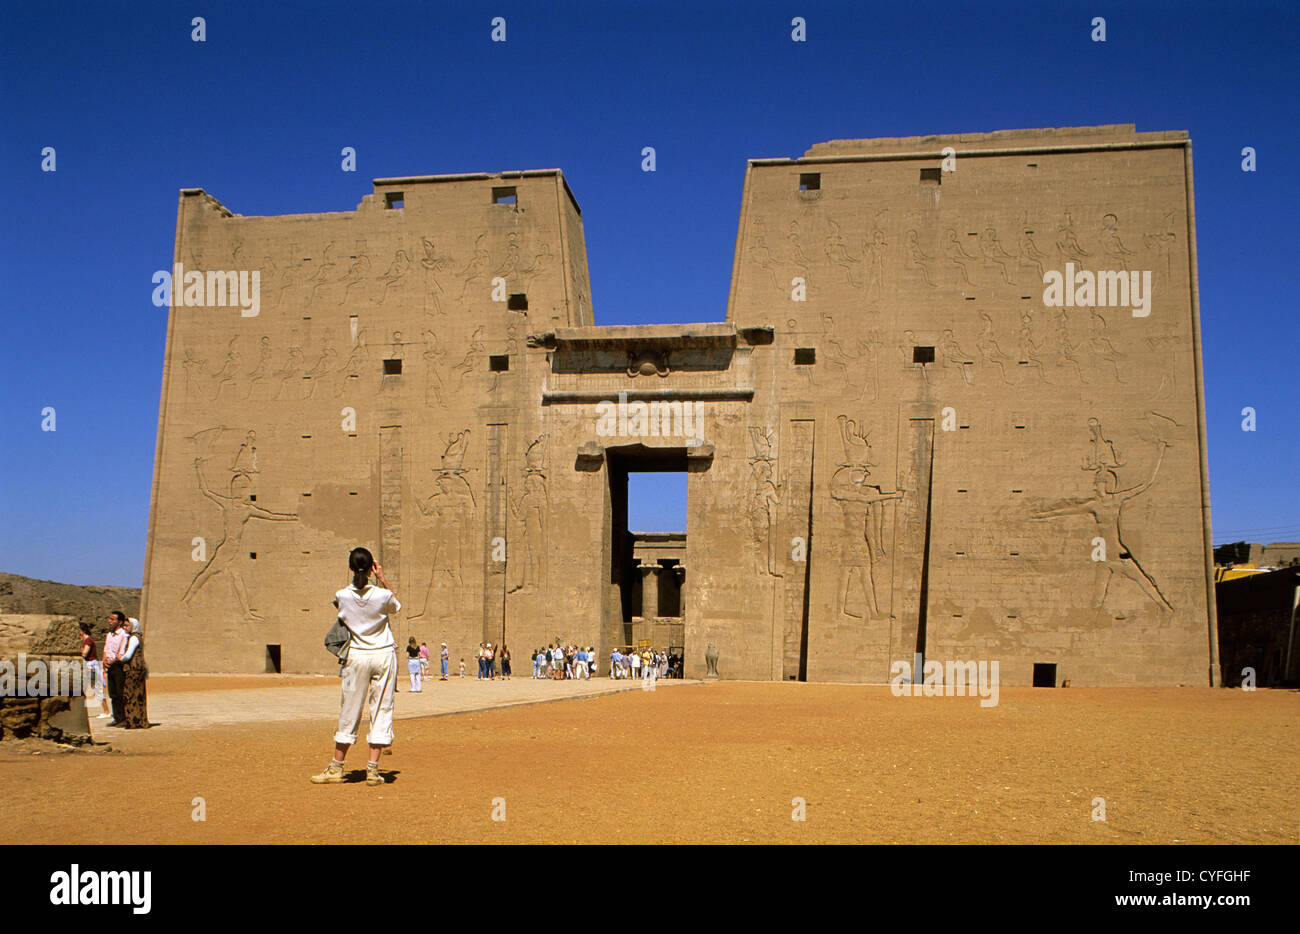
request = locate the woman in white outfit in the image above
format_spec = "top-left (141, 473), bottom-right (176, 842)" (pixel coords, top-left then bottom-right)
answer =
top-left (311, 547), bottom-right (400, 787)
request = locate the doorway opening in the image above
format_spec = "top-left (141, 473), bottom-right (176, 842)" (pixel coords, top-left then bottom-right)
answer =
top-left (265, 644), bottom-right (282, 674)
top-left (1032, 662), bottom-right (1057, 687)
top-left (607, 447), bottom-right (691, 656)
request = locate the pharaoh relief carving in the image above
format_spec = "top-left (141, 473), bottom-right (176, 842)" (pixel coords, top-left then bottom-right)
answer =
top-left (376, 247), bottom-right (412, 305)
top-left (829, 415), bottom-right (903, 620)
top-left (508, 434), bottom-right (549, 594)
top-left (181, 426), bottom-right (298, 619)
top-left (421, 329), bottom-right (449, 408)
top-left (410, 430), bottom-right (478, 621)
top-left (339, 240), bottom-right (372, 306)
top-left (1055, 212), bottom-right (1090, 264)
top-left (1030, 417), bottom-right (1176, 615)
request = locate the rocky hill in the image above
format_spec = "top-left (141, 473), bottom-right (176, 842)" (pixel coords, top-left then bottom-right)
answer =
top-left (0, 573), bottom-right (141, 656)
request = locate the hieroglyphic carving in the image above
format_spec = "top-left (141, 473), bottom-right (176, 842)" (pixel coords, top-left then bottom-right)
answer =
top-left (786, 220), bottom-right (812, 270)
top-left (830, 416), bottom-right (903, 619)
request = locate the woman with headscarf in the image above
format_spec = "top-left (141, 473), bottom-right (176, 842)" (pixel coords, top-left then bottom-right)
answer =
top-left (120, 618), bottom-right (149, 729)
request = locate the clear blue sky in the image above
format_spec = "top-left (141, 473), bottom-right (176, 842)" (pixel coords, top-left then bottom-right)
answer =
top-left (1, 0), bottom-right (1296, 585)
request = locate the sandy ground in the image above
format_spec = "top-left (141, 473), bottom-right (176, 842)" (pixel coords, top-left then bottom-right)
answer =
top-left (1, 680), bottom-right (1295, 844)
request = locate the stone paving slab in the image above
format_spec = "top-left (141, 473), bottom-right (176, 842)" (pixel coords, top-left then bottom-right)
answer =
top-left (85, 674), bottom-right (699, 739)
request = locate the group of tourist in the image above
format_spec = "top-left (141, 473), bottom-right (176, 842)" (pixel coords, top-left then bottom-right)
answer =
top-left (531, 644), bottom-right (597, 679)
top-left (609, 648), bottom-right (680, 680)
top-left (80, 611), bottom-right (149, 729)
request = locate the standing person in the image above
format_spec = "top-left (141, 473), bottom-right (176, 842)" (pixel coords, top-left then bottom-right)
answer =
top-left (101, 612), bottom-right (129, 727)
top-left (532, 649), bottom-right (540, 679)
top-left (630, 649), bottom-right (641, 680)
top-left (406, 637), bottom-right (422, 692)
top-left (79, 621), bottom-right (111, 719)
top-left (120, 619), bottom-right (149, 729)
top-left (311, 547), bottom-right (400, 787)
top-left (439, 642), bottom-right (449, 680)
top-left (477, 643), bottom-right (487, 680)
top-left (500, 645), bottom-right (512, 680)
top-left (610, 647), bottom-right (621, 679)
top-left (418, 642), bottom-right (430, 681)
top-left (458, 658), bottom-right (466, 678)
top-left (485, 643), bottom-right (496, 680)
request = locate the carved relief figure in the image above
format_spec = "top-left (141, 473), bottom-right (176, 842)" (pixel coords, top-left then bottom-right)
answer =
top-left (1087, 310), bottom-right (1126, 382)
top-left (182, 347), bottom-right (207, 399)
top-left (904, 230), bottom-right (937, 287)
top-left (1017, 311), bottom-right (1046, 381)
top-left (245, 336), bottom-right (274, 399)
top-left (420, 236), bottom-right (452, 316)
top-left (421, 329), bottom-right (448, 408)
top-left (1017, 228), bottom-right (1049, 278)
top-left (508, 435), bottom-right (549, 594)
top-left (181, 453), bottom-right (298, 619)
top-left (211, 337), bottom-right (241, 401)
top-left (824, 219), bottom-right (861, 288)
top-left (410, 431), bottom-right (477, 620)
top-left (942, 229), bottom-right (978, 285)
top-left (1031, 426), bottom-right (1173, 613)
top-left (979, 227), bottom-right (1016, 284)
top-left (376, 248), bottom-right (411, 305)
top-left (746, 428), bottom-right (782, 578)
top-left (939, 328), bottom-right (974, 384)
top-left (456, 234), bottom-right (491, 301)
top-left (1055, 212), bottom-right (1091, 264)
top-left (339, 241), bottom-right (372, 305)
top-left (976, 313), bottom-right (1012, 384)
top-left (1099, 213), bottom-right (1136, 270)
top-left (830, 416), bottom-right (903, 619)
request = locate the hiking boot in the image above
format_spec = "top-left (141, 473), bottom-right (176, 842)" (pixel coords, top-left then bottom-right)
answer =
top-left (310, 761), bottom-right (346, 784)
top-left (366, 764), bottom-right (385, 786)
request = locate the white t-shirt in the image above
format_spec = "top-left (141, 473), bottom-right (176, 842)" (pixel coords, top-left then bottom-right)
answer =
top-left (334, 584), bottom-right (400, 651)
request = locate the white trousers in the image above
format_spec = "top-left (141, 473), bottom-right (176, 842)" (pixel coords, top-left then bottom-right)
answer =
top-left (335, 647), bottom-right (397, 746)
